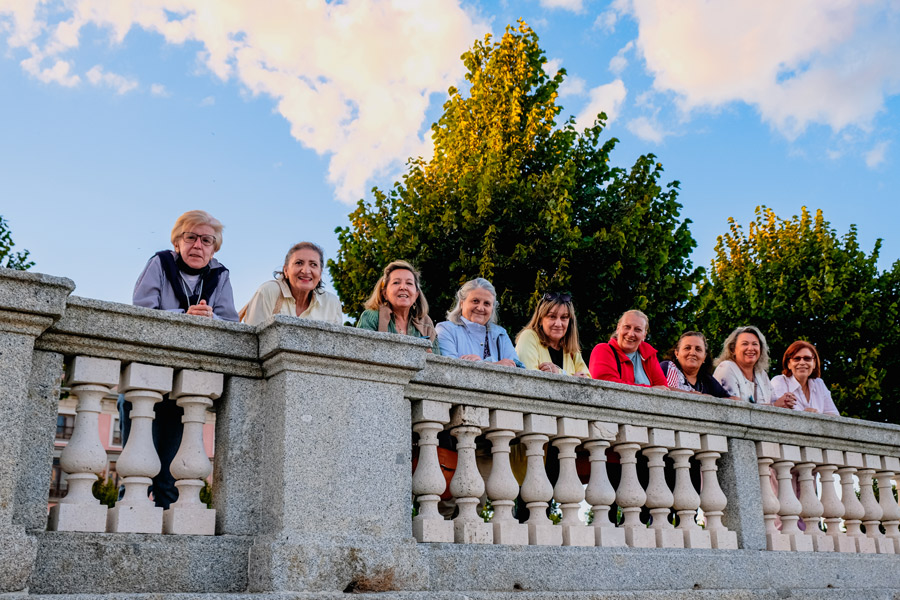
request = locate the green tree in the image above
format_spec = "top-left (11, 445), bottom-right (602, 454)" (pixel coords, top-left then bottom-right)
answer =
top-left (0, 215), bottom-right (34, 270)
top-left (693, 206), bottom-right (898, 422)
top-left (92, 476), bottom-right (119, 508)
top-left (329, 21), bottom-right (700, 351)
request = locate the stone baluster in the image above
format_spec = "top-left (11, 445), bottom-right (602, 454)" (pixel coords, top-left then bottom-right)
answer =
top-left (448, 405), bottom-right (492, 544)
top-left (553, 417), bottom-right (592, 546)
top-left (484, 409), bottom-right (528, 545)
top-left (584, 421), bottom-right (625, 548)
top-left (772, 444), bottom-right (813, 551)
top-left (877, 457), bottom-right (900, 553)
top-left (859, 454), bottom-right (892, 554)
top-left (816, 450), bottom-right (854, 553)
top-left (48, 356), bottom-right (121, 532)
top-left (520, 413), bottom-right (561, 546)
top-left (107, 363), bottom-right (173, 533)
top-left (644, 428), bottom-right (681, 548)
top-left (162, 370), bottom-right (222, 535)
top-left (756, 442), bottom-right (789, 551)
top-left (838, 451), bottom-right (875, 553)
top-left (794, 447), bottom-right (832, 552)
top-left (411, 400), bottom-right (453, 543)
top-left (672, 431), bottom-right (709, 548)
top-left (614, 425), bottom-right (654, 548)
top-left (697, 434), bottom-right (738, 549)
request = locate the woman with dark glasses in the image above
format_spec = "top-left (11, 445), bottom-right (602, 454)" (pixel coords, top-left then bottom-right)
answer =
top-left (771, 341), bottom-right (839, 415)
top-left (515, 292), bottom-right (590, 377)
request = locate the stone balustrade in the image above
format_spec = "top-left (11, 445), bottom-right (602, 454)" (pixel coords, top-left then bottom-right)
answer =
top-left (3, 267), bottom-right (900, 598)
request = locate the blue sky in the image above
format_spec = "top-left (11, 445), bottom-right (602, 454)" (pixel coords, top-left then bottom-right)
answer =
top-left (1, 0), bottom-right (898, 313)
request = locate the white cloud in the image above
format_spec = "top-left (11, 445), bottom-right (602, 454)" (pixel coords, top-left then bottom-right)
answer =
top-left (594, 10), bottom-right (617, 33)
top-left (540, 0), bottom-right (583, 12)
top-left (865, 141), bottom-right (889, 168)
top-left (86, 65), bottom-right (138, 94)
top-left (0, 0), bottom-right (488, 203)
top-left (575, 79), bottom-right (627, 127)
top-left (558, 74), bottom-right (586, 98)
top-left (544, 58), bottom-right (563, 77)
top-left (608, 41), bottom-right (633, 75)
top-left (20, 55), bottom-right (80, 87)
top-left (611, 0), bottom-right (900, 139)
top-left (150, 83), bottom-right (170, 97)
top-left (627, 115), bottom-right (667, 144)
top-left (199, 96), bottom-right (215, 107)
top-left (826, 149), bottom-right (843, 160)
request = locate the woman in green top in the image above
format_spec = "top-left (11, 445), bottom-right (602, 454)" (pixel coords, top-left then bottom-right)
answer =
top-left (356, 260), bottom-right (440, 354)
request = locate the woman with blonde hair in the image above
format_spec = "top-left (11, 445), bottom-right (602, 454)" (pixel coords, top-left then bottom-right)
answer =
top-left (356, 260), bottom-right (439, 353)
top-left (515, 292), bottom-right (590, 377)
top-left (712, 325), bottom-right (796, 408)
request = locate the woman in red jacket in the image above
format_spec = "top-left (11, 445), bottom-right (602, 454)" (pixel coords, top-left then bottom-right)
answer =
top-left (589, 309), bottom-right (667, 387)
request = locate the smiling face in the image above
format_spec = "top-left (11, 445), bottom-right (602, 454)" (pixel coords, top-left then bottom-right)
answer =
top-left (384, 268), bottom-right (418, 312)
top-left (789, 348), bottom-right (816, 379)
top-left (461, 287), bottom-right (495, 325)
top-left (734, 331), bottom-right (761, 371)
top-left (284, 248), bottom-right (322, 296)
top-left (176, 224), bottom-right (216, 270)
top-left (674, 335), bottom-right (707, 377)
top-left (616, 313), bottom-right (647, 354)
top-left (541, 304), bottom-right (570, 348)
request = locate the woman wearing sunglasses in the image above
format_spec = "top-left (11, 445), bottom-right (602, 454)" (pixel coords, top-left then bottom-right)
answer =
top-left (770, 341), bottom-right (839, 415)
top-left (515, 292), bottom-right (591, 377)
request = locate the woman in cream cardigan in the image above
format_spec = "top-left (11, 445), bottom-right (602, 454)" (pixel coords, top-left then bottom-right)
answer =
top-left (515, 292), bottom-right (590, 377)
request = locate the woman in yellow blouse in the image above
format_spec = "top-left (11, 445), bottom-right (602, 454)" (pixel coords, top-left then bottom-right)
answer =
top-left (515, 292), bottom-right (591, 378)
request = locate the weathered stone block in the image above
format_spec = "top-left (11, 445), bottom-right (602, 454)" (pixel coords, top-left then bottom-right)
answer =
top-left (654, 527), bottom-right (685, 548)
top-left (172, 369), bottom-right (223, 399)
top-left (587, 420), bottom-right (618, 441)
top-left (625, 525), bottom-right (656, 548)
top-left (413, 518), bottom-right (453, 543)
top-left (556, 417), bottom-right (588, 439)
top-left (864, 453), bottom-right (883, 469)
top-left (411, 399), bottom-right (451, 424)
top-left (844, 451), bottom-right (864, 468)
top-left (454, 519), bottom-right (492, 544)
top-left (163, 506), bottom-right (216, 535)
top-left (488, 409), bottom-right (523, 432)
top-left (491, 520), bottom-right (528, 545)
top-left (800, 446), bottom-right (824, 463)
top-left (882, 455), bottom-right (900, 472)
top-left (682, 528), bottom-right (711, 549)
top-left (449, 405), bottom-right (489, 428)
top-left (120, 362), bottom-right (173, 394)
top-left (594, 525), bottom-right (626, 547)
top-left (701, 433), bottom-right (728, 453)
top-left (767, 532), bottom-right (792, 551)
top-left (648, 428), bottom-right (675, 448)
top-left (675, 431), bottom-right (701, 450)
top-left (780, 444), bottom-right (802, 462)
top-left (788, 532), bottom-right (814, 552)
top-left (107, 504), bottom-right (163, 534)
top-left (710, 528), bottom-right (739, 550)
top-left (756, 441), bottom-right (781, 459)
top-left (822, 449), bottom-right (845, 465)
top-left (66, 355), bottom-right (120, 387)
top-left (523, 413), bottom-right (557, 436)
top-left (562, 524), bottom-right (595, 547)
top-left (48, 502), bottom-right (107, 533)
top-left (617, 424), bottom-right (648, 445)
top-left (528, 522), bottom-right (562, 546)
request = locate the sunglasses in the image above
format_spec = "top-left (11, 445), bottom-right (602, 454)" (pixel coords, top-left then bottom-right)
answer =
top-left (542, 292), bottom-right (572, 303)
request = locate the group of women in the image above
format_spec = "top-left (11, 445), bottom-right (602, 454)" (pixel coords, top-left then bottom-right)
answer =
top-left (129, 210), bottom-right (840, 507)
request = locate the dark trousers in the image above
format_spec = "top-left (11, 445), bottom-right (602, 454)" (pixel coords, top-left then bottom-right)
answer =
top-left (117, 393), bottom-right (184, 509)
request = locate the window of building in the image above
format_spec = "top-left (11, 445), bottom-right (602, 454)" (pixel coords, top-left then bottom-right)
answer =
top-left (56, 414), bottom-right (75, 440)
top-left (49, 457), bottom-right (66, 500)
top-left (111, 417), bottom-right (122, 446)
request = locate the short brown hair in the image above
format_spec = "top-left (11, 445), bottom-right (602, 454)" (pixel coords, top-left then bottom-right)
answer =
top-left (781, 340), bottom-right (822, 379)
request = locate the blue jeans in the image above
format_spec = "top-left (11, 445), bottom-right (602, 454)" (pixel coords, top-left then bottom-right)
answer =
top-left (117, 393), bottom-right (183, 509)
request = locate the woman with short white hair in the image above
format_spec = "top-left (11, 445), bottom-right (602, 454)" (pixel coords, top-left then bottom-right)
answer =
top-left (435, 278), bottom-right (523, 367)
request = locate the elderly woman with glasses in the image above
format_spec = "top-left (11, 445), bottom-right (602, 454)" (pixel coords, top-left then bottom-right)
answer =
top-left (126, 210), bottom-right (238, 510)
top-left (771, 341), bottom-right (839, 415)
top-left (436, 278), bottom-right (523, 367)
top-left (515, 292), bottom-right (590, 377)
top-left (133, 210), bottom-right (239, 321)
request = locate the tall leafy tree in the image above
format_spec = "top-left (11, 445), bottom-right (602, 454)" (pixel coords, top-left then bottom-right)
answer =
top-left (0, 215), bottom-right (34, 270)
top-left (329, 21), bottom-right (700, 351)
top-left (693, 206), bottom-right (898, 422)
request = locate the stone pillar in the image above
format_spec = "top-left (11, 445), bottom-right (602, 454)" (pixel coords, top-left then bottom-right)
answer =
top-left (795, 447), bottom-right (832, 552)
top-left (614, 424), bottom-right (654, 548)
top-left (644, 428), bottom-right (681, 548)
top-left (163, 369), bottom-right (223, 535)
top-left (859, 454), bottom-right (892, 554)
top-left (773, 444), bottom-right (813, 552)
top-left (411, 400), bottom-right (453, 543)
top-left (552, 417), bottom-right (592, 547)
top-left (0, 268), bottom-right (73, 593)
top-left (584, 421), bottom-right (625, 548)
top-left (838, 451), bottom-right (875, 553)
top-left (878, 456), bottom-right (900, 553)
top-left (697, 434), bottom-right (738, 549)
top-left (484, 409), bottom-right (527, 545)
top-left (49, 356), bottom-right (121, 532)
top-left (107, 362), bottom-right (173, 533)
top-left (520, 413), bottom-right (561, 546)
top-left (756, 441), bottom-right (789, 551)
top-left (449, 405), bottom-right (492, 544)
top-left (720, 438), bottom-right (766, 551)
top-left (247, 319), bottom-right (430, 592)
top-left (671, 431), bottom-right (709, 549)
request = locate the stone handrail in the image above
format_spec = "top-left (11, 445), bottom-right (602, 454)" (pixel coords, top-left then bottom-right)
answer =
top-left (3, 266), bottom-right (900, 597)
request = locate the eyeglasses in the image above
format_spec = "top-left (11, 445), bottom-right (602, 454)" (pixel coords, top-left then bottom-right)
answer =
top-left (182, 232), bottom-right (216, 247)
top-left (542, 292), bottom-right (572, 303)
top-left (790, 355), bottom-right (815, 363)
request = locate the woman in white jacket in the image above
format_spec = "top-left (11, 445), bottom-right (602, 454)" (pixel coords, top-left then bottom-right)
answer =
top-left (771, 340), bottom-right (840, 415)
